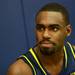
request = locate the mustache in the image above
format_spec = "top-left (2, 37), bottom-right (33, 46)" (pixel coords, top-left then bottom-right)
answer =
top-left (33, 39), bottom-right (56, 48)
top-left (40, 39), bottom-right (55, 44)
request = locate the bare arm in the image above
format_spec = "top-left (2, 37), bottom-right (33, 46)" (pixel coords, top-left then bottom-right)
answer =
top-left (7, 59), bottom-right (33, 75)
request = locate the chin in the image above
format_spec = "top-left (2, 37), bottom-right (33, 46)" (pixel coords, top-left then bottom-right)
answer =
top-left (40, 47), bottom-right (56, 56)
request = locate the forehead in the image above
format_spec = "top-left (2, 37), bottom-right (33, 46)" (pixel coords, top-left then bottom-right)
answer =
top-left (36, 11), bottom-right (65, 26)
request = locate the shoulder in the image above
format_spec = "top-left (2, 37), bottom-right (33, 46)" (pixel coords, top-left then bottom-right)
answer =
top-left (7, 59), bottom-right (33, 75)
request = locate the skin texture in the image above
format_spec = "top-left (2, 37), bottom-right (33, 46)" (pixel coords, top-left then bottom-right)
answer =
top-left (35, 11), bottom-right (71, 75)
top-left (35, 11), bottom-right (71, 55)
top-left (7, 59), bottom-right (33, 75)
top-left (7, 11), bottom-right (72, 75)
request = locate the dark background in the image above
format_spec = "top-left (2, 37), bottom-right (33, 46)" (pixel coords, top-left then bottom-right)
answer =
top-left (0, 0), bottom-right (75, 75)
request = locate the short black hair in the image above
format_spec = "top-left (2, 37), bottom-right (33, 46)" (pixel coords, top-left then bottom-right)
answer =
top-left (36, 3), bottom-right (70, 25)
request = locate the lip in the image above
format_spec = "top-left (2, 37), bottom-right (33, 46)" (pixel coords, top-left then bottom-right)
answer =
top-left (41, 42), bottom-right (53, 48)
top-left (41, 41), bottom-right (51, 44)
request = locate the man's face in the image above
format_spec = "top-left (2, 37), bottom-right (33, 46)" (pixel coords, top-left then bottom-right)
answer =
top-left (35, 11), bottom-right (71, 55)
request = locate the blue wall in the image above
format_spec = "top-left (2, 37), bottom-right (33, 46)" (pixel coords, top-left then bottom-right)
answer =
top-left (0, 0), bottom-right (75, 75)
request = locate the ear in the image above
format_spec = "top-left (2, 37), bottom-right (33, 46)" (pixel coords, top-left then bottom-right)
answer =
top-left (66, 24), bottom-right (72, 37)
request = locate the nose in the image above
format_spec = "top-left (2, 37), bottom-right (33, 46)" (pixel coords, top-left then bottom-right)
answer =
top-left (43, 28), bottom-right (50, 39)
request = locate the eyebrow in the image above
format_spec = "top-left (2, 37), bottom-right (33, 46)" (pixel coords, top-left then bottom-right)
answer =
top-left (48, 24), bottom-right (64, 28)
top-left (36, 24), bottom-right (64, 27)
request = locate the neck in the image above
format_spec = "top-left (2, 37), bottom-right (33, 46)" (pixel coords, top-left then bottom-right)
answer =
top-left (34, 47), bottom-right (64, 75)
top-left (35, 47), bottom-right (64, 65)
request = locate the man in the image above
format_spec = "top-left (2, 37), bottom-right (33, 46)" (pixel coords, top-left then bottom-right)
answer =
top-left (7, 3), bottom-right (75, 75)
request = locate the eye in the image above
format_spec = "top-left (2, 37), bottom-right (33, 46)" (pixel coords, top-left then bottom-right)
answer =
top-left (36, 24), bottom-right (45, 31)
top-left (48, 26), bottom-right (60, 32)
top-left (52, 27), bottom-right (59, 32)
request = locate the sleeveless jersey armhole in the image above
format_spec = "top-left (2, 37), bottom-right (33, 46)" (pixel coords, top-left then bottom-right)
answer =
top-left (17, 55), bottom-right (36, 75)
